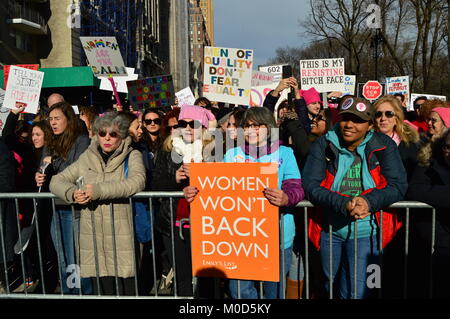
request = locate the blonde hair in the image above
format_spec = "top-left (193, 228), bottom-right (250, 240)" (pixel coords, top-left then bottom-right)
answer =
top-left (418, 128), bottom-right (450, 167)
top-left (374, 95), bottom-right (419, 145)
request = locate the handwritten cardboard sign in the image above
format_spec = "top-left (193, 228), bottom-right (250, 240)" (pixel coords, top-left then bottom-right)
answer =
top-left (343, 75), bottom-right (356, 96)
top-left (251, 70), bottom-right (275, 87)
top-left (203, 46), bottom-right (253, 105)
top-left (3, 66), bottom-right (44, 114)
top-left (300, 58), bottom-right (345, 93)
top-left (175, 87), bottom-right (196, 106)
top-left (386, 76), bottom-right (410, 106)
top-left (126, 75), bottom-right (175, 109)
top-left (3, 64), bottom-right (39, 90)
top-left (80, 36), bottom-right (127, 77)
top-left (190, 162), bottom-right (279, 282)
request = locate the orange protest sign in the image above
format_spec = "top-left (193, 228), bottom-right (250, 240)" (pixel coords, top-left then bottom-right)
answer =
top-left (3, 64), bottom-right (39, 89)
top-left (190, 162), bottom-right (279, 282)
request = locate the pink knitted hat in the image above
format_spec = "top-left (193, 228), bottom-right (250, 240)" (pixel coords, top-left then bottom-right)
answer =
top-left (178, 104), bottom-right (215, 128)
top-left (300, 87), bottom-right (322, 105)
top-left (432, 107), bottom-right (450, 127)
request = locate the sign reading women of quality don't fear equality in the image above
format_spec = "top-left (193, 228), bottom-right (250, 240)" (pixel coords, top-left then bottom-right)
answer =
top-left (202, 46), bottom-right (253, 105)
top-left (190, 163), bottom-right (279, 282)
top-left (80, 36), bottom-right (127, 77)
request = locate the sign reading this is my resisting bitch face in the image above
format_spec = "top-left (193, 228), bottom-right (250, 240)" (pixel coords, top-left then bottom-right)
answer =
top-left (80, 37), bottom-right (127, 77)
top-left (202, 46), bottom-right (253, 105)
top-left (190, 162), bottom-right (280, 282)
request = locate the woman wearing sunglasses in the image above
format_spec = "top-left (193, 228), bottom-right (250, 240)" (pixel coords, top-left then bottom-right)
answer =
top-left (141, 109), bottom-right (164, 162)
top-left (373, 96), bottom-right (420, 181)
top-left (50, 112), bottom-right (145, 295)
top-left (152, 105), bottom-right (215, 297)
top-left (407, 129), bottom-right (450, 298)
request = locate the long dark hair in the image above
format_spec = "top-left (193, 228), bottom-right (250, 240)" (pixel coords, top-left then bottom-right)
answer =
top-left (141, 108), bottom-right (163, 153)
top-left (47, 102), bottom-right (83, 160)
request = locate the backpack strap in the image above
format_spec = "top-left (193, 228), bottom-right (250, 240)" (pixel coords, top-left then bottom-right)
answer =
top-left (124, 154), bottom-right (129, 179)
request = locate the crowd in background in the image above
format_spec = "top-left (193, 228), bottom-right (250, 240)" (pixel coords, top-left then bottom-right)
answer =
top-left (0, 79), bottom-right (449, 299)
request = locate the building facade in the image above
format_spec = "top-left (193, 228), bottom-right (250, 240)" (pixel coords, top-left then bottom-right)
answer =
top-left (188, 0), bottom-right (212, 97)
top-left (0, 0), bottom-right (51, 66)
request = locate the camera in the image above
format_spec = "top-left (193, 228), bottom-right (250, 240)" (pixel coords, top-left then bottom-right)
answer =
top-left (328, 96), bottom-right (342, 104)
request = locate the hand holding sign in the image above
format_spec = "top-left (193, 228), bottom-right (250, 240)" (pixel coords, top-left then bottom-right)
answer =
top-left (263, 188), bottom-right (289, 207)
top-left (183, 185), bottom-right (199, 203)
top-left (11, 103), bottom-right (26, 114)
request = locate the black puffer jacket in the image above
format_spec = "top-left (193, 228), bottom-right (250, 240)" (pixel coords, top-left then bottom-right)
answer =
top-left (407, 158), bottom-right (450, 248)
top-left (151, 149), bottom-right (187, 236)
top-left (0, 138), bottom-right (18, 263)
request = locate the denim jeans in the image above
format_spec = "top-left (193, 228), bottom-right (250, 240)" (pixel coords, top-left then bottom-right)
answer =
top-left (51, 207), bottom-right (92, 294)
top-left (229, 247), bottom-right (292, 299)
top-left (320, 231), bottom-right (380, 299)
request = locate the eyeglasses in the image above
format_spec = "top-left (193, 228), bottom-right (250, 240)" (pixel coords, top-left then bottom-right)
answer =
top-left (144, 118), bottom-right (162, 126)
top-left (178, 120), bottom-right (202, 129)
top-left (98, 130), bottom-right (119, 138)
top-left (375, 111), bottom-right (395, 119)
top-left (442, 144), bottom-right (450, 152)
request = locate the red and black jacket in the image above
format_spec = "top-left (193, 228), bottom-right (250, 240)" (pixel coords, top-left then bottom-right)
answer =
top-left (303, 131), bottom-right (408, 250)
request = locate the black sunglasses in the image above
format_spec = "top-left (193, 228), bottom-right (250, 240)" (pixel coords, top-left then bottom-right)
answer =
top-left (375, 111), bottom-right (395, 119)
top-left (144, 118), bottom-right (162, 125)
top-left (178, 120), bottom-right (202, 129)
top-left (98, 130), bottom-right (119, 138)
top-left (167, 124), bottom-right (179, 130)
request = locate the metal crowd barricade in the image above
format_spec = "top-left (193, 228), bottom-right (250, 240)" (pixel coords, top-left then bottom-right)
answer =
top-left (0, 192), bottom-right (435, 299)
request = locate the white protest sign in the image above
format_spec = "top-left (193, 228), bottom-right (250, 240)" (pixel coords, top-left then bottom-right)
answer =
top-left (410, 93), bottom-right (447, 112)
top-left (203, 46), bottom-right (253, 105)
top-left (99, 67), bottom-right (137, 93)
top-left (0, 88), bottom-right (5, 107)
top-left (3, 66), bottom-right (44, 114)
top-left (0, 108), bottom-right (8, 134)
top-left (80, 36), bottom-right (127, 77)
top-left (258, 64), bottom-right (287, 83)
top-left (386, 76), bottom-right (410, 106)
top-left (250, 83), bottom-right (277, 107)
top-left (175, 87), bottom-right (196, 106)
top-left (72, 105), bottom-right (79, 114)
top-left (343, 75), bottom-right (356, 96)
top-left (251, 70), bottom-right (275, 86)
top-left (300, 58), bottom-right (345, 93)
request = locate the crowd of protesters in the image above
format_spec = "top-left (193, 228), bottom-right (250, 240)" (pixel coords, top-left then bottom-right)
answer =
top-left (0, 78), bottom-right (449, 300)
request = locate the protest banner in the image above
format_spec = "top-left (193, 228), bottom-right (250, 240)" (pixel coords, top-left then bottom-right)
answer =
top-left (190, 162), bottom-right (279, 282)
top-left (175, 87), bottom-right (196, 106)
top-left (3, 64), bottom-right (39, 90)
top-left (343, 75), bottom-right (356, 96)
top-left (410, 93), bottom-right (447, 112)
top-left (258, 64), bottom-right (288, 83)
top-left (3, 66), bottom-right (44, 114)
top-left (99, 67), bottom-right (138, 93)
top-left (251, 70), bottom-right (275, 87)
top-left (80, 36), bottom-right (127, 77)
top-left (203, 46), bottom-right (253, 105)
top-left (299, 58), bottom-right (345, 93)
top-left (386, 76), bottom-right (410, 106)
top-left (126, 75), bottom-right (175, 109)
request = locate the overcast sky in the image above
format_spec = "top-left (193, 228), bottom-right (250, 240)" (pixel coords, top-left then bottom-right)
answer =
top-left (214, 0), bottom-right (311, 69)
